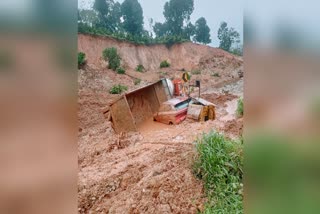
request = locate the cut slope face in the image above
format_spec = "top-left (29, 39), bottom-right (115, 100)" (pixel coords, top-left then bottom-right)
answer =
top-left (78, 34), bottom-right (241, 71)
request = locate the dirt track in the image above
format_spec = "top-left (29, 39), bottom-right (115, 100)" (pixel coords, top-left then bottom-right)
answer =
top-left (78, 34), bottom-right (243, 213)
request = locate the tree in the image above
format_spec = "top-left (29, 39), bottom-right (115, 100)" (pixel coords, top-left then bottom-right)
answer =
top-left (153, 22), bottom-right (169, 37)
top-left (156, 0), bottom-right (194, 36)
top-left (164, 0), bottom-right (194, 35)
top-left (183, 23), bottom-right (196, 40)
top-left (93, 0), bottom-right (121, 32)
top-left (218, 21), bottom-right (240, 51)
top-left (79, 9), bottom-right (98, 27)
top-left (121, 0), bottom-right (144, 36)
top-left (194, 17), bottom-right (211, 44)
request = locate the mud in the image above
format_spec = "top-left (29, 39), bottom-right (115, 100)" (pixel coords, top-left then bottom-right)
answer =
top-left (78, 35), bottom-right (243, 213)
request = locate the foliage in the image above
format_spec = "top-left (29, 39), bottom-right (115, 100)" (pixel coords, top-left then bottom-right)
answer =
top-left (134, 78), bottom-right (141, 85)
top-left (191, 69), bottom-right (201, 75)
top-left (102, 47), bottom-right (121, 71)
top-left (163, 0), bottom-right (194, 36)
top-left (212, 72), bottom-right (220, 77)
top-left (135, 64), bottom-right (145, 72)
top-left (116, 67), bottom-right (125, 74)
top-left (121, 0), bottom-right (144, 36)
top-left (153, 0), bottom-right (196, 40)
top-left (194, 132), bottom-right (243, 213)
top-left (194, 17), bottom-right (211, 44)
top-left (230, 45), bottom-right (243, 56)
top-left (78, 9), bottom-right (98, 27)
top-left (236, 97), bottom-right (244, 117)
top-left (160, 60), bottom-right (170, 68)
top-left (218, 21), bottom-right (240, 52)
top-left (78, 52), bottom-right (86, 68)
top-left (93, 0), bottom-right (121, 32)
top-left (109, 84), bottom-right (128, 94)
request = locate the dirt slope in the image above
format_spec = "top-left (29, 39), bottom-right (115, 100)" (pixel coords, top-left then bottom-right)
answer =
top-left (78, 34), bottom-right (242, 72)
top-left (78, 34), bottom-right (243, 213)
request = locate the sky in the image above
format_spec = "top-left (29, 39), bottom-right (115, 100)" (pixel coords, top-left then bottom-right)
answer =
top-left (78, 0), bottom-right (243, 47)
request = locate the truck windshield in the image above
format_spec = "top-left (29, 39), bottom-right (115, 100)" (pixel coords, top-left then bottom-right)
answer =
top-left (175, 99), bottom-right (190, 110)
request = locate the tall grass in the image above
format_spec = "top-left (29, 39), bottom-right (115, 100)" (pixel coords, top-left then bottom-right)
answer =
top-left (194, 131), bottom-right (243, 213)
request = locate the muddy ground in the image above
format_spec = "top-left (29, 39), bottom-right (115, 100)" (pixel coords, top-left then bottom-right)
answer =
top-left (78, 35), bottom-right (243, 214)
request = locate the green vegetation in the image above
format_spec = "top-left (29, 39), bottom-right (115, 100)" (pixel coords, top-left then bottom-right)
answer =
top-left (136, 64), bottom-right (145, 72)
top-left (191, 69), bottom-right (201, 75)
top-left (121, 0), bottom-right (144, 36)
top-left (236, 98), bottom-right (244, 117)
top-left (116, 67), bottom-right (126, 74)
top-left (78, 52), bottom-right (86, 69)
top-left (102, 47), bottom-right (121, 71)
top-left (194, 17), bottom-right (211, 44)
top-left (109, 84), bottom-right (128, 94)
top-left (218, 21), bottom-right (240, 52)
top-left (194, 131), bottom-right (243, 213)
top-left (160, 60), bottom-right (170, 68)
top-left (134, 78), bottom-right (141, 85)
top-left (78, 0), bottom-right (241, 53)
top-left (212, 72), bottom-right (220, 77)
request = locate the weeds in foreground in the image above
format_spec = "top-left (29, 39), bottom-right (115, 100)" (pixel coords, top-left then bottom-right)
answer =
top-left (194, 131), bottom-right (243, 213)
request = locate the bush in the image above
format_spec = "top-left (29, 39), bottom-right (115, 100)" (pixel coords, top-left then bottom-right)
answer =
top-left (109, 84), bottom-right (128, 94)
top-left (194, 132), bottom-right (243, 213)
top-left (191, 69), bottom-right (201, 75)
top-left (136, 64), bottom-right (145, 72)
top-left (134, 78), bottom-right (141, 85)
top-left (102, 47), bottom-right (121, 71)
top-left (212, 72), bottom-right (220, 77)
top-left (237, 98), bottom-right (244, 117)
top-left (116, 67), bottom-right (126, 74)
top-left (78, 52), bottom-right (86, 69)
top-left (160, 60), bottom-right (170, 68)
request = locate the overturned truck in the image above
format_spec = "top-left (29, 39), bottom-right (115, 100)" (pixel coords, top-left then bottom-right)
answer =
top-left (109, 79), bottom-right (172, 133)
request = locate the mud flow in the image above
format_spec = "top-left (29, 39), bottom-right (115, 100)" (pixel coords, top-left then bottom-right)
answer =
top-left (78, 34), bottom-right (243, 213)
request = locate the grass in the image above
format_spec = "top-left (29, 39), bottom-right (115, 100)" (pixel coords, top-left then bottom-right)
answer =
top-left (116, 67), bottom-right (126, 74)
top-left (136, 64), bottom-right (145, 72)
top-left (236, 98), bottom-right (243, 117)
top-left (193, 131), bottom-right (243, 213)
top-left (191, 69), bottom-right (201, 75)
top-left (109, 84), bottom-right (128, 94)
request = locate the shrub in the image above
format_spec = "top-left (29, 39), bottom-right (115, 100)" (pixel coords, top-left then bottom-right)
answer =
top-left (136, 64), bottom-right (145, 72)
top-left (102, 47), bottom-right (121, 71)
top-left (194, 132), bottom-right (243, 213)
top-left (191, 69), bottom-right (201, 75)
top-left (78, 52), bottom-right (86, 69)
top-left (109, 84), bottom-right (128, 94)
top-left (116, 67), bottom-right (126, 74)
top-left (236, 97), bottom-right (244, 117)
top-left (160, 60), bottom-right (170, 68)
top-left (134, 78), bottom-right (141, 85)
top-left (212, 72), bottom-right (220, 77)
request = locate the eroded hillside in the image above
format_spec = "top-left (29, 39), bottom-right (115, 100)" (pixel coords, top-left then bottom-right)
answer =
top-left (78, 34), bottom-right (243, 213)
